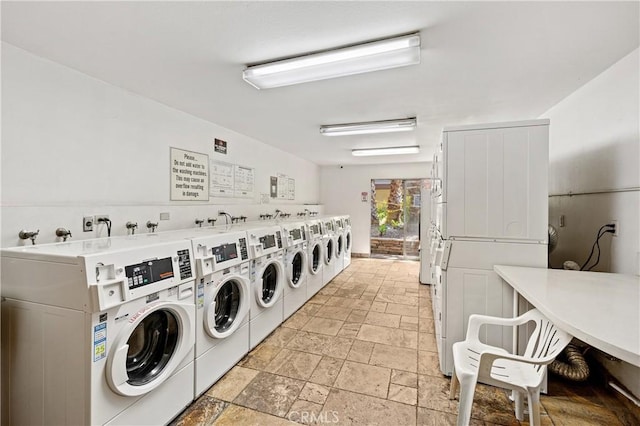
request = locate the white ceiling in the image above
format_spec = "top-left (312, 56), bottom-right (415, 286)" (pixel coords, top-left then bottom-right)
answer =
top-left (2, 1), bottom-right (638, 166)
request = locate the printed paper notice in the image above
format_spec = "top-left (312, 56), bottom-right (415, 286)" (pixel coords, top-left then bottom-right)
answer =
top-left (276, 174), bottom-right (295, 200)
top-left (170, 148), bottom-right (210, 201)
top-left (234, 165), bottom-right (255, 198)
top-left (209, 161), bottom-right (255, 198)
top-left (210, 160), bottom-right (234, 197)
top-left (287, 177), bottom-right (295, 200)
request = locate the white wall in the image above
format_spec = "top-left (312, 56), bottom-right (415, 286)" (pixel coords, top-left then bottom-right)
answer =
top-left (544, 48), bottom-right (639, 275)
top-left (1, 43), bottom-right (321, 247)
top-left (320, 163), bottom-right (429, 255)
top-left (542, 47), bottom-right (639, 399)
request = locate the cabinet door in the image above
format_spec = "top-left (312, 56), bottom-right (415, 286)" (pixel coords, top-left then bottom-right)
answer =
top-left (444, 124), bottom-right (548, 241)
top-left (443, 267), bottom-right (514, 373)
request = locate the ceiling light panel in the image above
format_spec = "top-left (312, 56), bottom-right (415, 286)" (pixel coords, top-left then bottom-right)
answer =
top-left (320, 118), bottom-right (416, 136)
top-left (352, 146), bottom-right (420, 157)
top-left (243, 33), bottom-right (420, 89)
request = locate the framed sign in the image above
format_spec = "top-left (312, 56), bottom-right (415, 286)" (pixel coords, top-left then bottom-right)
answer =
top-left (170, 148), bottom-right (209, 201)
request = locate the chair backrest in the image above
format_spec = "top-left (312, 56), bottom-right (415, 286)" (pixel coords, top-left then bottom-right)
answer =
top-left (521, 309), bottom-right (573, 374)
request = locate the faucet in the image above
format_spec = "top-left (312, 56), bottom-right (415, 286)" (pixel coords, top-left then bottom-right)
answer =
top-left (207, 218), bottom-right (217, 226)
top-left (231, 216), bottom-right (247, 224)
top-left (55, 227), bottom-right (72, 242)
top-left (18, 229), bottom-right (39, 245)
top-left (195, 219), bottom-right (204, 227)
top-left (126, 222), bottom-right (138, 235)
top-left (146, 221), bottom-right (159, 233)
top-left (219, 211), bottom-right (232, 225)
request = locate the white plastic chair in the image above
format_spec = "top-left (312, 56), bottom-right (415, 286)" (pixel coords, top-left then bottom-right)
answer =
top-left (449, 309), bottom-right (573, 426)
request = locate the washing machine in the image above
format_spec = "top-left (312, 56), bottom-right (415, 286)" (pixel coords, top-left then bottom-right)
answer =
top-left (305, 219), bottom-right (325, 297)
top-left (1, 236), bottom-right (196, 425)
top-left (188, 229), bottom-right (251, 396)
top-left (280, 220), bottom-right (308, 319)
top-left (244, 224), bottom-right (286, 349)
top-left (333, 216), bottom-right (346, 273)
top-left (340, 215), bottom-right (353, 269)
top-left (320, 217), bottom-right (338, 285)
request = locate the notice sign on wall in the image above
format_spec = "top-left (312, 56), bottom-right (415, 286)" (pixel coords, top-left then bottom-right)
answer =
top-left (214, 138), bottom-right (227, 154)
top-left (170, 147), bottom-right (209, 201)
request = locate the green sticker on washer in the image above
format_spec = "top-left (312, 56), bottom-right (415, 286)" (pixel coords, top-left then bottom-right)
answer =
top-left (197, 280), bottom-right (205, 308)
top-left (93, 323), bottom-right (107, 362)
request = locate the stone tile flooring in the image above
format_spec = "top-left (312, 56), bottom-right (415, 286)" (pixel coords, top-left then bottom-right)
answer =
top-left (172, 258), bottom-right (640, 426)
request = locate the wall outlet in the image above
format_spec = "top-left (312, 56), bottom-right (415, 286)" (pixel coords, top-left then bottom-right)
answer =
top-left (83, 216), bottom-right (94, 232)
top-left (611, 220), bottom-right (618, 237)
top-left (160, 212), bottom-right (170, 220)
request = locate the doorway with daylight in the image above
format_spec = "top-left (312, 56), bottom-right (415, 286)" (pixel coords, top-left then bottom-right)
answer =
top-left (370, 179), bottom-right (429, 260)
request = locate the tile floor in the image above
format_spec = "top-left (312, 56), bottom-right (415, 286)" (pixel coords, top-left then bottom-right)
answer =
top-left (172, 258), bottom-right (640, 426)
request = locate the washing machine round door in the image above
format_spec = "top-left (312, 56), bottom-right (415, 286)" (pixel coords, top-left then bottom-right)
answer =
top-left (345, 231), bottom-right (351, 252)
top-left (255, 259), bottom-right (283, 308)
top-left (324, 238), bottom-right (334, 265)
top-left (205, 275), bottom-right (250, 339)
top-left (106, 301), bottom-right (195, 397)
top-left (309, 243), bottom-right (321, 275)
top-left (288, 248), bottom-right (307, 288)
top-left (336, 234), bottom-right (344, 257)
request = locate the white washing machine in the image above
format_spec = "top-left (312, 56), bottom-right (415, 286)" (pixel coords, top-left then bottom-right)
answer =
top-left (305, 219), bottom-right (325, 297)
top-left (320, 217), bottom-right (338, 286)
top-left (1, 236), bottom-right (196, 425)
top-left (340, 215), bottom-right (352, 269)
top-left (189, 229), bottom-right (251, 397)
top-left (280, 221), bottom-right (308, 319)
top-left (333, 216), bottom-right (346, 273)
top-left (245, 224), bottom-right (286, 349)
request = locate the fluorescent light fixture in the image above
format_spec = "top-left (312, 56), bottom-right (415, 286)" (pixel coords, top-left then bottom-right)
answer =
top-left (320, 117), bottom-right (416, 136)
top-left (352, 146), bottom-right (420, 157)
top-left (243, 33), bottom-right (420, 89)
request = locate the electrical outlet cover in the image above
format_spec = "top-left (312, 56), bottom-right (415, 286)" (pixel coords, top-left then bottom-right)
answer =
top-left (83, 216), bottom-right (94, 232)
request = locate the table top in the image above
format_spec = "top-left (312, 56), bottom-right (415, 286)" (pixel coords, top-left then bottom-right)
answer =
top-left (494, 265), bottom-right (640, 367)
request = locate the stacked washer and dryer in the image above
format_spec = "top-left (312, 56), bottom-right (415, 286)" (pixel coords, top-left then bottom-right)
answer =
top-left (1, 237), bottom-right (197, 426)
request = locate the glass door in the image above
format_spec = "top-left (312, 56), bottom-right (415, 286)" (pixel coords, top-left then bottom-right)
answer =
top-left (370, 178), bottom-right (428, 260)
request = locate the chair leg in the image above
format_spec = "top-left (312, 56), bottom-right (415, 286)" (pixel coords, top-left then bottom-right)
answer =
top-left (514, 390), bottom-right (524, 421)
top-left (449, 369), bottom-right (459, 400)
top-left (456, 375), bottom-right (477, 426)
top-left (526, 389), bottom-right (541, 426)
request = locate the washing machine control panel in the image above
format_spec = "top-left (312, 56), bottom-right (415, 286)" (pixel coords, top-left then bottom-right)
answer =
top-left (212, 243), bottom-right (238, 263)
top-left (289, 227), bottom-right (305, 242)
top-left (309, 223), bottom-right (321, 237)
top-left (125, 257), bottom-right (174, 289)
top-left (258, 231), bottom-right (283, 250)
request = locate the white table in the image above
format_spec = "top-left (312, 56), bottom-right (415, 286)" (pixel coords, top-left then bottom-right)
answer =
top-left (494, 265), bottom-right (640, 367)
